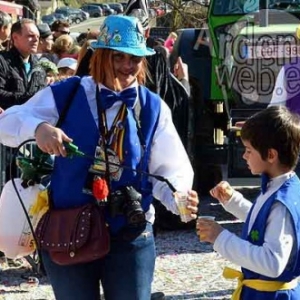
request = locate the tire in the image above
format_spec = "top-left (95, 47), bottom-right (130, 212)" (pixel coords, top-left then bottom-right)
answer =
top-left (93, 13), bottom-right (100, 17)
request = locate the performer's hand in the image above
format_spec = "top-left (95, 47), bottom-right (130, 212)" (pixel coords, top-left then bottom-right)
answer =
top-left (187, 190), bottom-right (199, 219)
top-left (0, 107), bottom-right (4, 114)
top-left (35, 122), bottom-right (73, 157)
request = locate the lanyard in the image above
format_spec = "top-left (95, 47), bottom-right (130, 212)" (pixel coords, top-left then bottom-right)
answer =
top-left (95, 87), bottom-right (125, 144)
top-left (95, 86), bottom-right (146, 187)
top-left (95, 87), bottom-right (114, 185)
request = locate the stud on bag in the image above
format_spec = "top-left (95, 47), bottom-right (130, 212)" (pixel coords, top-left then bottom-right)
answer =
top-left (35, 203), bottom-right (110, 265)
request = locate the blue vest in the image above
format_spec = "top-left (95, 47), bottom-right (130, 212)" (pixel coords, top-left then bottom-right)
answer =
top-left (240, 175), bottom-right (300, 299)
top-left (50, 76), bottom-right (161, 233)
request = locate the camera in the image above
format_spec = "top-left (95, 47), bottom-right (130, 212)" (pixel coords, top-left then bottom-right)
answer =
top-left (109, 186), bottom-right (145, 225)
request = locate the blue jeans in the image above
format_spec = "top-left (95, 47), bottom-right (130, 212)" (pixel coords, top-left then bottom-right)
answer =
top-left (42, 222), bottom-right (156, 300)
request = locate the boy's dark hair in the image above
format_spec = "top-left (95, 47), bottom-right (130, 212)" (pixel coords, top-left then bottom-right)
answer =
top-left (241, 106), bottom-right (300, 169)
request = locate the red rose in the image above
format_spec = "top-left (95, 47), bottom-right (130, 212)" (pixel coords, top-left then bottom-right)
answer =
top-left (92, 177), bottom-right (109, 201)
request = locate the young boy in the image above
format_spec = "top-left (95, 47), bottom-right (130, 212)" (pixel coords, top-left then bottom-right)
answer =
top-left (197, 106), bottom-right (300, 299)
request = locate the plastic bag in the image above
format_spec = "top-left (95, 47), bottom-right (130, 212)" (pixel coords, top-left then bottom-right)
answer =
top-left (0, 179), bottom-right (41, 259)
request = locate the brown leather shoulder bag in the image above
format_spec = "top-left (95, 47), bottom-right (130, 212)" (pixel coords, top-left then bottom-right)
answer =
top-left (35, 203), bottom-right (110, 265)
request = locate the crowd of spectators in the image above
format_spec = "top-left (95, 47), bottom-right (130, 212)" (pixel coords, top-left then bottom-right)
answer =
top-left (0, 15), bottom-right (94, 264)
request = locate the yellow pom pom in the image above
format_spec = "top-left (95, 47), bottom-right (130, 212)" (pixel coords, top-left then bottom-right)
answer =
top-left (29, 189), bottom-right (49, 216)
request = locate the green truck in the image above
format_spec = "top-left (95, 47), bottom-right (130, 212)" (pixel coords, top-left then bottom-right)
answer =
top-left (172, 0), bottom-right (300, 194)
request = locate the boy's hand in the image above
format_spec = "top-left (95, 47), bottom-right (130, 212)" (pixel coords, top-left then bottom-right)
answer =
top-left (210, 181), bottom-right (234, 205)
top-left (196, 218), bottom-right (224, 244)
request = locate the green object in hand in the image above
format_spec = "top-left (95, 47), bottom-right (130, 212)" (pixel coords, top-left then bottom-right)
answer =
top-left (64, 142), bottom-right (85, 158)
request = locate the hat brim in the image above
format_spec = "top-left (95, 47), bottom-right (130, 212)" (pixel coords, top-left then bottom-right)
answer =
top-left (90, 41), bottom-right (155, 57)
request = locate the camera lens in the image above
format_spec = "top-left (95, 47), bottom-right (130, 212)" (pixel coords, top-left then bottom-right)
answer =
top-left (108, 186), bottom-right (146, 224)
top-left (126, 205), bottom-right (145, 224)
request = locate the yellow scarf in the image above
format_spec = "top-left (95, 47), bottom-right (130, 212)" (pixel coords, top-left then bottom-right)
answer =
top-left (223, 267), bottom-right (298, 300)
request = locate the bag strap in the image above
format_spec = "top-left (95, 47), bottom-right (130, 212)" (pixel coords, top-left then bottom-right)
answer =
top-left (48, 77), bottom-right (81, 208)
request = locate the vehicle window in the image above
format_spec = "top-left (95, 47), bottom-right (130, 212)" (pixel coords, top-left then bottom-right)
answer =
top-left (213, 0), bottom-right (300, 15)
top-left (213, 0), bottom-right (249, 15)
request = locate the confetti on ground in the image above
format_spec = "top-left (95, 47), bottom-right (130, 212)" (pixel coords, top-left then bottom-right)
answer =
top-left (0, 188), bottom-right (261, 299)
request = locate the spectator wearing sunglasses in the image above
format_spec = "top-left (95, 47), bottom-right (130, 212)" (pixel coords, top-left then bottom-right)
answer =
top-left (50, 20), bottom-right (70, 41)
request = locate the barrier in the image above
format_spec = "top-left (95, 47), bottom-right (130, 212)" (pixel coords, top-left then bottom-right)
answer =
top-left (0, 145), bottom-right (17, 193)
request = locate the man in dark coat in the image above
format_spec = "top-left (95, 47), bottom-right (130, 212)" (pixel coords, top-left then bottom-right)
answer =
top-left (0, 18), bottom-right (47, 264)
top-left (0, 18), bottom-right (47, 110)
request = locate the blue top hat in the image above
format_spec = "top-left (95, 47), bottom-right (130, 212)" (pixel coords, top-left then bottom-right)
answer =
top-left (91, 15), bottom-right (155, 57)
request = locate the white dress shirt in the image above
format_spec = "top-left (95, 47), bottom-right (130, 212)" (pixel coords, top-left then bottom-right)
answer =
top-left (214, 172), bottom-right (296, 278)
top-left (0, 76), bottom-right (194, 223)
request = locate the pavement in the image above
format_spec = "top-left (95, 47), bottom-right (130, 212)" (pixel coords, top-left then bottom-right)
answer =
top-left (152, 179), bottom-right (260, 300)
top-left (0, 177), bottom-right (261, 300)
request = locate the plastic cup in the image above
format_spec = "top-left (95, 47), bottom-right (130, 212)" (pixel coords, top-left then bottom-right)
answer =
top-left (197, 216), bottom-right (215, 241)
top-left (174, 191), bottom-right (193, 223)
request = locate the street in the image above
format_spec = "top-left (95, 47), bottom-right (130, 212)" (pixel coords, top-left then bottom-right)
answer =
top-left (70, 16), bottom-right (105, 34)
top-left (0, 184), bottom-right (259, 299)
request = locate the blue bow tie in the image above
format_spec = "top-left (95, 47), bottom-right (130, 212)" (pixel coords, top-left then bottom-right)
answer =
top-left (261, 173), bottom-right (270, 194)
top-left (100, 88), bottom-right (137, 110)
